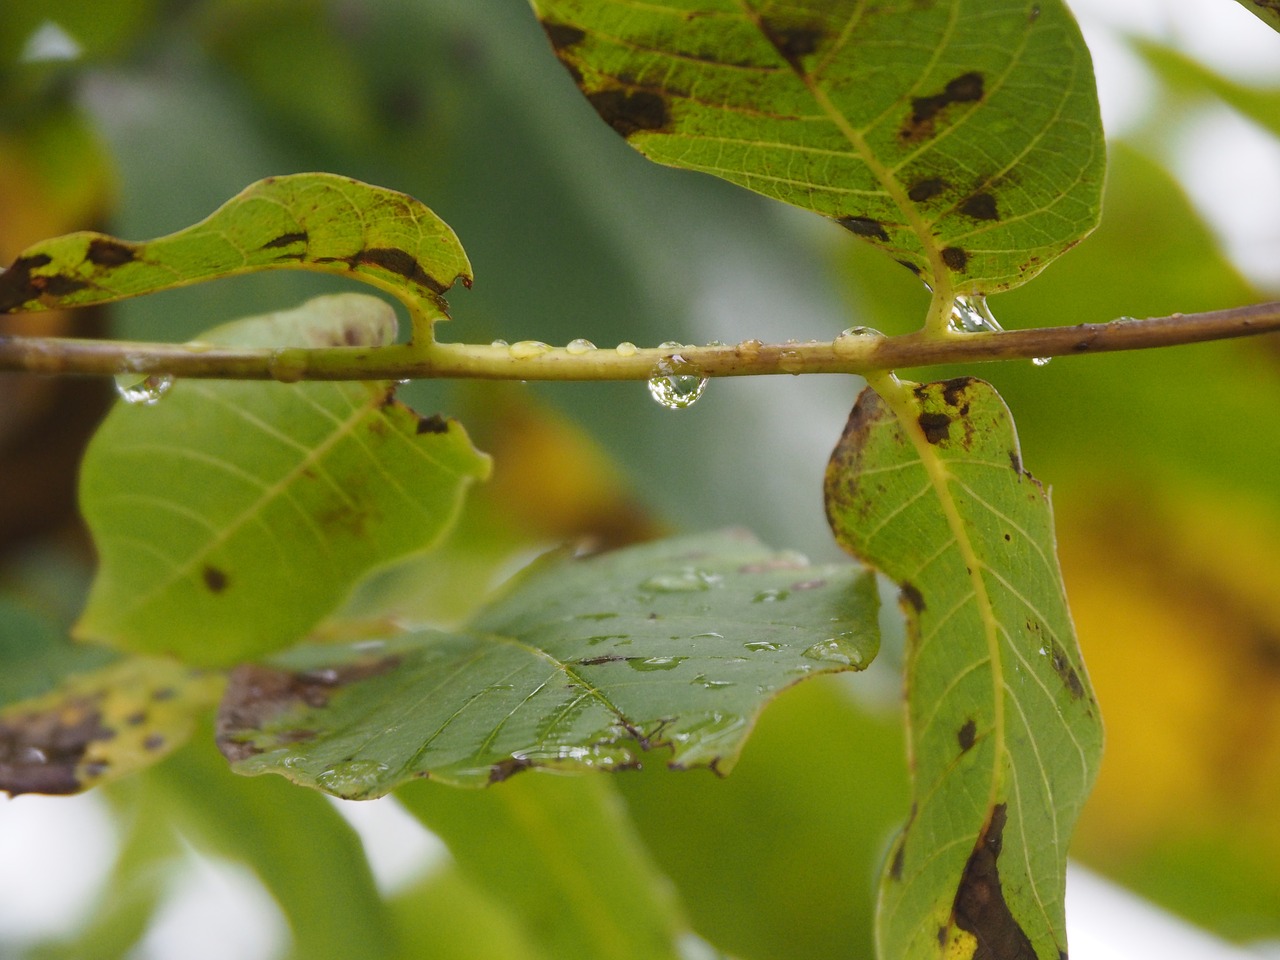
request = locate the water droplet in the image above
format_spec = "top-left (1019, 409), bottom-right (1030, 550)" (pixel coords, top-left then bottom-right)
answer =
top-left (736, 338), bottom-right (763, 360)
top-left (744, 640), bottom-right (782, 652)
top-left (949, 295), bottom-right (1002, 334)
top-left (641, 569), bottom-right (717, 592)
top-left (778, 348), bottom-right (804, 374)
top-left (315, 759), bottom-right (391, 796)
top-left (615, 341), bottom-right (638, 357)
top-left (490, 338), bottom-right (509, 347)
top-left (751, 588), bottom-right (790, 603)
top-left (690, 631), bottom-right (724, 640)
top-left (802, 637), bottom-right (864, 667)
top-left (566, 338), bottom-right (596, 355)
top-left (586, 634), bottom-right (628, 646)
top-left (648, 343), bottom-right (707, 409)
top-left (630, 656), bottom-right (687, 671)
top-left (114, 373), bottom-right (174, 406)
top-left (509, 340), bottom-right (551, 359)
top-left (1031, 355), bottom-right (1052, 367)
top-left (837, 325), bottom-right (884, 341)
top-left (691, 673), bottom-right (736, 689)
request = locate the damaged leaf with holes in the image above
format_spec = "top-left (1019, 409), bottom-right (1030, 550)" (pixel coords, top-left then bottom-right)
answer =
top-left (0, 172), bottom-right (472, 335)
top-left (215, 531), bottom-right (880, 799)
top-left (824, 378), bottom-right (1102, 960)
top-left (531, 0), bottom-right (1104, 294)
top-left (75, 295), bottom-right (491, 666)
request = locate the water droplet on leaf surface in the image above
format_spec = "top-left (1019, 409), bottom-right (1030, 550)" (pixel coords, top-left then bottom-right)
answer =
top-left (641, 569), bottom-right (716, 592)
top-left (949, 295), bottom-right (1002, 334)
top-left (752, 588), bottom-right (789, 603)
top-left (315, 759), bottom-right (391, 796)
top-left (115, 373), bottom-right (174, 406)
top-left (630, 656), bottom-right (687, 671)
top-left (744, 640), bottom-right (783, 652)
top-left (648, 342), bottom-right (707, 409)
top-left (801, 637), bottom-right (863, 666)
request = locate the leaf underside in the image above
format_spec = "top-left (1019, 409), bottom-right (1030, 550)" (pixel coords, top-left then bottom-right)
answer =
top-left (824, 378), bottom-right (1102, 960)
top-left (216, 530), bottom-right (881, 799)
top-left (0, 172), bottom-right (472, 326)
top-left (75, 295), bottom-right (491, 666)
top-left (532, 0), bottom-right (1104, 294)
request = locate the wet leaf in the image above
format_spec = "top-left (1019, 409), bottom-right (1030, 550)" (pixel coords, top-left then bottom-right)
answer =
top-left (531, 0), bottom-right (1104, 295)
top-left (216, 530), bottom-right (879, 798)
top-left (824, 378), bottom-right (1102, 960)
top-left (0, 655), bottom-right (220, 797)
top-left (76, 295), bottom-right (491, 666)
top-left (0, 172), bottom-right (471, 333)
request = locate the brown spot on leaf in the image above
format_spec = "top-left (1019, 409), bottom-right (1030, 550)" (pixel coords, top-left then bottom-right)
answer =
top-left (958, 718), bottom-right (977, 752)
top-left (143, 734), bottom-right (165, 751)
top-left (586, 88), bottom-right (670, 139)
top-left (261, 231), bottom-right (308, 250)
top-left (836, 216), bottom-right (890, 242)
top-left (889, 843), bottom-right (905, 881)
top-left (415, 414), bottom-right (449, 434)
top-left (759, 18), bottom-right (823, 71)
top-left (960, 193), bottom-right (1000, 221)
top-left (942, 247), bottom-right (970, 272)
top-left (0, 697), bottom-right (116, 796)
top-left (86, 238), bottom-right (137, 266)
top-left (203, 565), bottom-right (229, 593)
top-left (952, 804), bottom-right (1037, 959)
top-left (216, 656), bottom-right (401, 764)
top-left (901, 582), bottom-right (926, 613)
top-left (541, 21), bottom-right (586, 51)
top-left (909, 178), bottom-right (949, 203)
top-left (918, 411), bottom-right (952, 444)
top-left (1048, 640), bottom-right (1086, 700)
top-left (902, 72), bottom-right (985, 142)
top-left (41, 274), bottom-right (90, 297)
top-left (489, 756), bottom-right (534, 783)
top-left (1009, 451), bottom-right (1023, 474)
top-left (941, 376), bottom-right (976, 411)
top-left (126, 710), bottom-right (148, 726)
top-left (354, 248), bottom-right (447, 295)
top-left (896, 259), bottom-right (922, 276)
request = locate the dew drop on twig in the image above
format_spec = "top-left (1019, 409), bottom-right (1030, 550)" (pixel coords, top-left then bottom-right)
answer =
top-left (114, 373), bottom-right (174, 406)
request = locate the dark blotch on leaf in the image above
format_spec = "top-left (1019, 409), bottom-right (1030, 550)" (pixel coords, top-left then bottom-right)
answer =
top-left (958, 718), bottom-right (977, 752)
top-left (1009, 450), bottom-right (1024, 475)
top-left (261, 231), bottom-right (308, 250)
top-left (902, 72), bottom-right (985, 141)
top-left (953, 804), bottom-right (1037, 959)
top-left (1048, 640), bottom-right (1086, 700)
top-left (917, 412), bottom-right (952, 444)
top-left (759, 19), bottom-right (823, 71)
top-left (41, 274), bottom-right (90, 297)
top-left (896, 259), bottom-right (922, 276)
top-left (490, 756), bottom-right (534, 783)
top-left (900, 582), bottom-right (926, 613)
top-left (960, 193), bottom-right (1000, 221)
top-left (889, 843), bottom-right (905, 881)
top-left (908, 178), bottom-right (948, 203)
top-left (415, 414), bottom-right (449, 435)
top-left (143, 734), bottom-right (165, 752)
top-left (542, 21), bottom-right (586, 51)
top-left (86, 238), bottom-right (137, 266)
top-left (941, 377), bottom-right (975, 410)
top-left (942, 247), bottom-right (970, 272)
top-left (354, 248), bottom-right (447, 295)
top-left (836, 216), bottom-right (890, 242)
top-left (203, 565), bottom-right (229, 593)
top-left (587, 88), bottom-right (670, 139)
top-left (0, 697), bottom-right (115, 796)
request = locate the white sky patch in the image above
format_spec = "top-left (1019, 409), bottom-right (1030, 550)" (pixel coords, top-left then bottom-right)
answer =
top-left (20, 20), bottom-right (83, 63)
top-left (327, 794), bottom-right (450, 894)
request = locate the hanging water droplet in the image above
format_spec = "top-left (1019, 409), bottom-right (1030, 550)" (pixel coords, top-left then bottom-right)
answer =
top-left (566, 338), bottom-right (596, 355)
top-left (115, 373), bottom-right (174, 406)
top-left (1031, 355), bottom-right (1052, 367)
top-left (509, 340), bottom-right (551, 359)
top-left (949, 295), bottom-right (1003, 334)
top-left (315, 759), bottom-right (391, 796)
top-left (615, 341), bottom-right (638, 357)
top-left (648, 342), bottom-right (707, 409)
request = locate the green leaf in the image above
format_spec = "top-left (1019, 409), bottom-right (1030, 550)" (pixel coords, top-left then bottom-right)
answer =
top-left (0, 172), bottom-right (471, 332)
top-left (0, 654), bottom-right (221, 796)
top-left (76, 294), bottom-right (491, 666)
top-left (1234, 0), bottom-right (1280, 32)
top-left (216, 530), bottom-right (880, 798)
top-left (1135, 38), bottom-right (1280, 141)
top-left (531, 0), bottom-right (1104, 295)
top-left (823, 378), bottom-right (1102, 960)
top-left (398, 774), bottom-right (688, 960)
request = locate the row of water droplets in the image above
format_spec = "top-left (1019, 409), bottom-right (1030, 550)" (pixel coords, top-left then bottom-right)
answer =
top-left (950, 294), bottom-right (1050, 366)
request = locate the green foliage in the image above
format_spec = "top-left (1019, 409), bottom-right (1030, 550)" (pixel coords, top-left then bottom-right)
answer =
top-left (76, 295), bottom-right (490, 665)
top-left (531, 0), bottom-right (1104, 296)
top-left (3, 2), bottom-right (1278, 959)
top-left (217, 531), bottom-right (879, 797)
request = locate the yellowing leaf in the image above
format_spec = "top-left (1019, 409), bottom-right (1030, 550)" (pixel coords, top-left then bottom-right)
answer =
top-left (824, 377), bottom-right (1102, 960)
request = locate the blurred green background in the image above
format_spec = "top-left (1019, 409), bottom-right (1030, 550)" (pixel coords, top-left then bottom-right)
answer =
top-left (2, 1), bottom-right (1279, 958)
